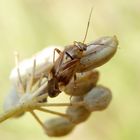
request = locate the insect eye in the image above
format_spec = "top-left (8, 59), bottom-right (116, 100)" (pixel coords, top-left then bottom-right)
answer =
top-left (78, 44), bottom-right (87, 51)
top-left (83, 45), bottom-right (87, 50)
top-left (79, 44), bottom-right (87, 51)
top-left (79, 48), bottom-right (83, 51)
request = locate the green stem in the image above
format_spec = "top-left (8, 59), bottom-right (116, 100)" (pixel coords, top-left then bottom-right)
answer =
top-left (37, 101), bottom-right (84, 107)
top-left (36, 107), bottom-right (70, 119)
top-left (30, 110), bottom-right (46, 130)
top-left (0, 104), bottom-right (24, 123)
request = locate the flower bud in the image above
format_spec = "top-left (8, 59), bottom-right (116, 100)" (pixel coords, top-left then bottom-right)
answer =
top-left (66, 105), bottom-right (91, 124)
top-left (77, 36), bottom-right (118, 72)
top-left (44, 117), bottom-right (75, 137)
top-left (64, 71), bottom-right (99, 96)
top-left (70, 96), bottom-right (84, 103)
top-left (83, 85), bottom-right (112, 111)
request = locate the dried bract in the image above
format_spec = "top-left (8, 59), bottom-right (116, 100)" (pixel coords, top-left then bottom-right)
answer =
top-left (3, 87), bottom-right (25, 118)
top-left (10, 46), bottom-right (62, 85)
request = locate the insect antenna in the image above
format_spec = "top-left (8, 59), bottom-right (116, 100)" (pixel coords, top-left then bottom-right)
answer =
top-left (83, 7), bottom-right (93, 44)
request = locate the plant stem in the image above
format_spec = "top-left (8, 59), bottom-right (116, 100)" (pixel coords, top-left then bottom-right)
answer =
top-left (35, 93), bottom-right (48, 102)
top-left (0, 104), bottom-right (23, 123)
top-left (37, 102), bottom-right (71, 107)
top-left (36, 107), bottom-right (70, 119)
top-left (26, 59), bottom-right (36, 93)
top-left (37, 101), bottom-right (84, 107)
top-left (30, 110), bottom-right (46, 130)
top-left (32, 81), bottom-right (48, 98)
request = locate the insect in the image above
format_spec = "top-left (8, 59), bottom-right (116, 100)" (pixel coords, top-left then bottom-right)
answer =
top-left (46, 7), bottom-right (118, 98)
top-left (76, 35), bottom-right (118, 72)
top-left (47, 8), bottom-right (93, 97)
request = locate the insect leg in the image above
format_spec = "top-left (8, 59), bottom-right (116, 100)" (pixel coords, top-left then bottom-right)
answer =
top-left (69, 74), bottom-right (77, 103)
top-left (74, 74), bottom-right (77, 88)
top-left (53, 48), bottom-right (62, 63)
top-left (73, 41), bottom-right (81, 50)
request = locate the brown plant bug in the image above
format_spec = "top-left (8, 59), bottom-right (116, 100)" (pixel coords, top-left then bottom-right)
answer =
top-left (47, 8), bottom-right (93, 97)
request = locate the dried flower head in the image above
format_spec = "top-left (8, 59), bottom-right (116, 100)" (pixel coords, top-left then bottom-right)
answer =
top-left (0, 34), bottom-right (118, 137)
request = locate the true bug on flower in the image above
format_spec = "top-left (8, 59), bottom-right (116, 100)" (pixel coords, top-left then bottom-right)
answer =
top-left (47, 8), bottom-right (93, 97)
top-left (47, 8), bottom-right (118, 98)
top-left (0, 9), bottom-right (118, 137)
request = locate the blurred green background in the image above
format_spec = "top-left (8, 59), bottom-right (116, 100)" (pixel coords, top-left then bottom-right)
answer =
top-left (0, 0), bottom-right (140, 140)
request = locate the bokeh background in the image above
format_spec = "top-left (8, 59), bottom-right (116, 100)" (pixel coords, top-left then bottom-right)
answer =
top-left (0, 0), bottom-right (140, 140)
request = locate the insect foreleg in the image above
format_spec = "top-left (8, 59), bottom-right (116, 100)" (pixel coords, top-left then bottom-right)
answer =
top-left (73, 74), bottom-right (77, 88)
top-left (53, 48), bottom-right (62, 63)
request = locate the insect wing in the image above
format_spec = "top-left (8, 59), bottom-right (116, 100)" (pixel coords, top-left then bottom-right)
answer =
top-left (58, 59), bottom-right (79, 85)
top-left (47, 78), bottom-right (61, 97)
top-left (51, 52), bottom-right (65, 75)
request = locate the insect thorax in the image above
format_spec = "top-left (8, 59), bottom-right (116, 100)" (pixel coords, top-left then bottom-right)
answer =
top-left (65, 43), bottom-right (87, 59)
